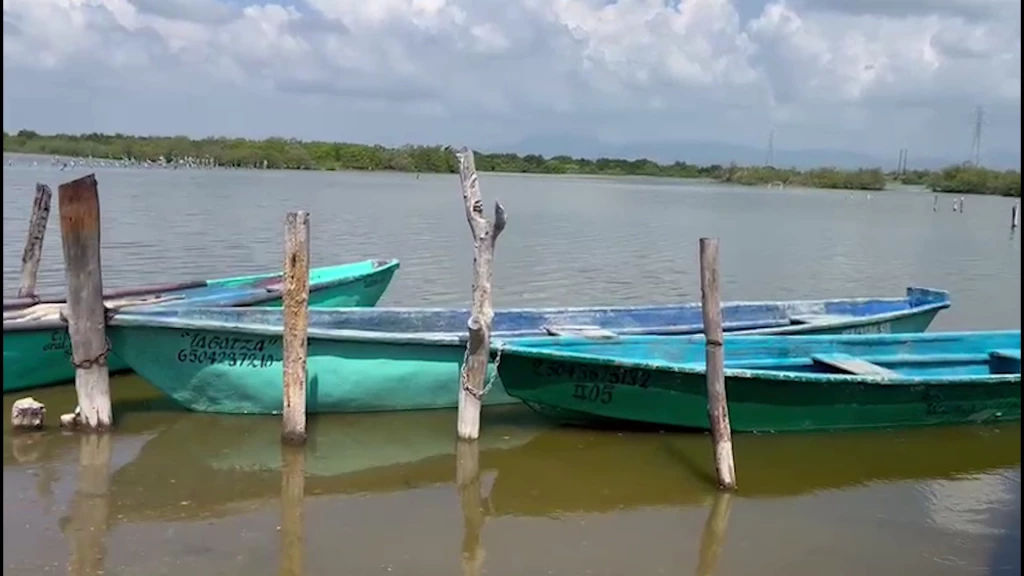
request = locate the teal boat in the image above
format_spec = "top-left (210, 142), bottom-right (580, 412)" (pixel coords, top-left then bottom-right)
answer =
top-left (2, 259), bottom-right (399, 393)
top-left (495, 330), bottom-right (1021, 433)
top-left (104, 287), bottom-right (949, 415)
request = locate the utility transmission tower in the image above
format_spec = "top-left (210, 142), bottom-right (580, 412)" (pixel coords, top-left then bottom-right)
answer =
top-left (765, 129), bottom-right (775, 167)
top-left (970, 105), bottom-right (984, 167)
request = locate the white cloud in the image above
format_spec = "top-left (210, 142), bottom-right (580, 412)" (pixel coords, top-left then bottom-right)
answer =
top-left (2, 0), bottom-right (1021, 167)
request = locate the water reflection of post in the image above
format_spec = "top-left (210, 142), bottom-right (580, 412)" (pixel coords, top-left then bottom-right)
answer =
top-left (10, 432), bottom-right (58, 513)
top-left (693, 492), bottom-right (734, 576)
top-left (456, 440), bottom-right (485, 576)
top-left (279, 445), bottom-right (306, 576)
top-left (68, 434), bottom-right (112, 576)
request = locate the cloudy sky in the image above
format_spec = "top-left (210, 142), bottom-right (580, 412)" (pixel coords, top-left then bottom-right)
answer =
top-left (3, 0), bottom-right (1021, 164)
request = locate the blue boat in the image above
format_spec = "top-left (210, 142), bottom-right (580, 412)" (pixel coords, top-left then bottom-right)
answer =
top-left (105, 286), bottom-right (951, 415)
top-left (495, 330), bottom-right (1021, 432)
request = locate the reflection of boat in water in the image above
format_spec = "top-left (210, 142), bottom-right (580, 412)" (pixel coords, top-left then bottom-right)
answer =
top-left (99, 413), bottom-right (1020, 525)
top-left (106, 405), bottom-right (547, 522)
top-left (483, 423), bottom-right (1022, 516)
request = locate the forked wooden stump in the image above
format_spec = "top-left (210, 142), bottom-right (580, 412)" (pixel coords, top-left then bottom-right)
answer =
top-left (453, 147), bottom-right (507, 441)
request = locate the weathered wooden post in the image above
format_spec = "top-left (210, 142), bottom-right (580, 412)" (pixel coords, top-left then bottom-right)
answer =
top-left (280, 444), bottom-right (306, 576)
top-left (699, 237), bottom-right (737, 490)
top-left (454, 147), bottom-right (507, 441)
top-left (67, 433), bottom-right (112, 576)
top-left (282, 211), bottom-right (310, 445)
top-left (694, 492), bottom-right (734, 576)
top-left (18, 183), bottom-right (52, 298)
top-left (457, 440), bottom-right (485, 576)
top-left (1012, 202), bottom-right (1019, 230)
top-left (58, 174), bottom-right (112, 430)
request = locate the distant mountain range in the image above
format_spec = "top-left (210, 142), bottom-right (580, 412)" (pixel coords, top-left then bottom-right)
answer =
top-left (488, 135), bottom-right (1021, 171)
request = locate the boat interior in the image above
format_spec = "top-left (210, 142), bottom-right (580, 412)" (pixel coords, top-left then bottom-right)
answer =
top-left (507, 331), bottom-right (1021, 380)
top-left (109, 287), bottom-right (947, 337)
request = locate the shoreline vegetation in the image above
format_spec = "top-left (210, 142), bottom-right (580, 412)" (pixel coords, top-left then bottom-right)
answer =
top-left (4, 130), bottom-right (1020, 197)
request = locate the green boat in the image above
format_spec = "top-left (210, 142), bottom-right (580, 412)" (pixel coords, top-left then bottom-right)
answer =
top-left (2, 258), bottom-right (399, 393)
top-left (494, 330), bottom-right (1021, 433)
top-left (103, 287), bottom-right (950, 415)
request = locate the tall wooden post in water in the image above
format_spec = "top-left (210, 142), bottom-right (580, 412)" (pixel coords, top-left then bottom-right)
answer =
top-left (454, 147), bottom-right (507, 441)
top-left (18, 183), bottom-right (52, 298)
top-left (282, 211), bottom-right (310, 445)
top-left (58, 174), bottom-right (112, 430)
top-left (699, 238), bottom-right (737, 490)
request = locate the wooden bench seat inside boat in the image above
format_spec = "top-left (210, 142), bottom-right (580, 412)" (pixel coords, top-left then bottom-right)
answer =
top-left (788, 314), bottom-right (855, 325)
top-left (542, 325), bottom-right (618, 339)
top-left (988, 349), bottom-right (1022, 374)
top-left (810, 353), bottom-right (900, 378)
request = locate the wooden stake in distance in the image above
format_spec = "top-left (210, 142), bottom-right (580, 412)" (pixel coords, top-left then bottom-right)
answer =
top-left (58, 174), bottom-right (112, 430)
top-left (699, 237), bottom-right (737, 490)
top-left (18, 183), bottom-right (52, 299)
top-left (282, 211), bottom-right (310, 445)
top-left (454, 147), bottom-right (507, 441)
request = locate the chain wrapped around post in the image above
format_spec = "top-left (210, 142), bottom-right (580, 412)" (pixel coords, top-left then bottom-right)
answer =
top-left (460, 341), bottom-right (506, 401)
top-left (58, 308), bottom-right (113, 369)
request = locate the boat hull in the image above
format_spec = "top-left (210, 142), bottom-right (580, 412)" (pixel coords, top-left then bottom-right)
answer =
top-left (497, 331), bottom-right (1021, 433)
top-left (102, 287), bottom-right (948, 414)
top-left (105, 324), bottom-right (512, 414)
top-left (3, 259), bottom-right (398, 393)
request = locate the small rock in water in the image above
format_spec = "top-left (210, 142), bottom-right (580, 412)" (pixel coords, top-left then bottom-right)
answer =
top-left (11, 397), bottom-right (46, 429)
top-left (59, 405), bottom-right (82, 429)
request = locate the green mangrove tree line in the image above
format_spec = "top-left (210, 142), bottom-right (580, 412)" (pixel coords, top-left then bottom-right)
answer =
top-left (3, 130), bottom-right (1019, 196)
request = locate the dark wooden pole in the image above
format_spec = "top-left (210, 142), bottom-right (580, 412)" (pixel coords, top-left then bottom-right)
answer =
top-left (18, 183), bottom-right (52, 298)
top-left (58, 174), bottom-right (112, 430)
top-left (699, 237), bottom-right (737, 490)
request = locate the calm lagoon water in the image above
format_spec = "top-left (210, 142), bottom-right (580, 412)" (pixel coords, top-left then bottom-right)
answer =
top-left (3, 154), bottom-right (1020, 575)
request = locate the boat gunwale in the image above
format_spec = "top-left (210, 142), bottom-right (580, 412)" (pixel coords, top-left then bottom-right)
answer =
top-left (498, 330), bottom-right (1022, 387)
top-left (2, 258), bottom-right (400, 334)
top-left (104, 287), bottom-right (952, 348)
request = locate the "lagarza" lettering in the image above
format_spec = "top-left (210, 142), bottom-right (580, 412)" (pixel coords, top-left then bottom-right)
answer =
top-left (175, 331), bottom-right (282, 368)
